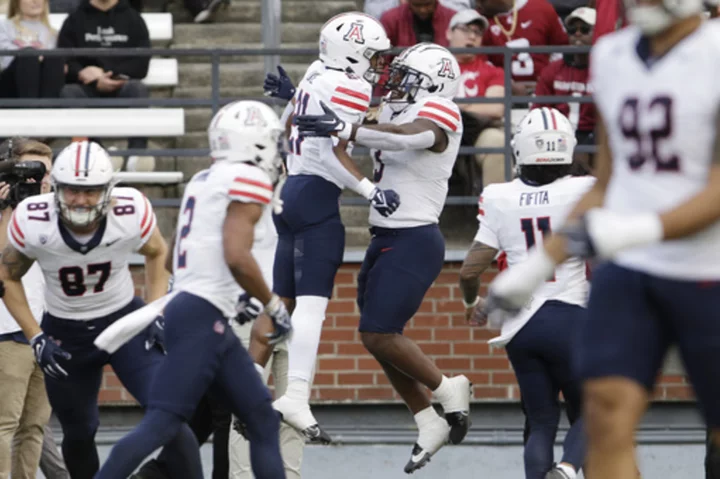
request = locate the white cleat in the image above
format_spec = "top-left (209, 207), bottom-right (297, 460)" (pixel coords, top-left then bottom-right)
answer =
top-left (404, 417), bottom-right (450, 474)
top-left (272, 395), bottom-right (332, 444)
top-left (438, 375), bottom-right (472, 444)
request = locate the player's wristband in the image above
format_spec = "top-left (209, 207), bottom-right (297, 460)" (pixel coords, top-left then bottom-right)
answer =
top-left (264, 294), bottom-right (281, 315)
top-left (336, 121), bottom-right (354, 141)
top-left (462, 296), bottom-right (480, 309)
top-left (356, 178), bottom-right (377, 201)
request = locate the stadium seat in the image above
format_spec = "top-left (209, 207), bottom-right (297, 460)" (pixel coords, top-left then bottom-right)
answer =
top-left (143, 58), bottom-right (179, 87)
top-left (0, 108), bottom-right (184, 137)
top-left (0, 13), bottom-right (173, 43)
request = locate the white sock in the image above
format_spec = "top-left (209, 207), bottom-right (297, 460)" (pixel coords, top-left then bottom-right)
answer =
top-left (556, 463), bottom-right (577, 479)
top-left (286, 295), bottom-right (328, 383)
top-left (432, 375), bottom-right (453, 404)
top-left (413, 406), bottom-right (440, 429)
top-left (285, 378), bottom-right (310, 402)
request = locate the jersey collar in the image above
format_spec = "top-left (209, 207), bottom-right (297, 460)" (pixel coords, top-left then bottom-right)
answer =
top-left (58, 217), bottom-right (108, 255)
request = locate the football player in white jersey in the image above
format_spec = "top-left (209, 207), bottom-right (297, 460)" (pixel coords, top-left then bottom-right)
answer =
top-left (95, 101), bottom-right (291, 479)
top-left (268, 12), bottom-right (401, 443)
top-left (295, 43), bottom-right (473, 473)
top-left (459, 109), bottom-right (590, 479)
top-left (483, 2), bottom-right (720, 478)
top-left (0, 140), bottom-right (202, 479)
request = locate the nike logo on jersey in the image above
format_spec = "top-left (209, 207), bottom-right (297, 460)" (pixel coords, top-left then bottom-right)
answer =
top-left (521, 20), bottom-right (532, 29)
top-left (105, 239), bottom-right (119, 247)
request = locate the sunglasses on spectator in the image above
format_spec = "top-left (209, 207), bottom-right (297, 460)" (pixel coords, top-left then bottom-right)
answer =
top-left (567, 24), bottom-right (592, 35)
top-left (454, 25), bottom-right (484, 36)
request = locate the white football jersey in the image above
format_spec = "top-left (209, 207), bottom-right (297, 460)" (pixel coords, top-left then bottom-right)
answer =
top-left (8, 187), bottom-right (157, 320)
top-left (593, 23), bottom-right (720, 280)
top-left (474, 176), bottom-right (594, 346)
top-left (370, 96), bottom-right (463, 227)
top-left (286, 65), bottom-right (371, 188)
top-left (171, 162), bottom-right (274, 319)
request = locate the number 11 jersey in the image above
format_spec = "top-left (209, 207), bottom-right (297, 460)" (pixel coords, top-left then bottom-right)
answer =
top-left (473, 175), bottom-right (594, 307)
top-left (8, 187), bottom-right (156, 320)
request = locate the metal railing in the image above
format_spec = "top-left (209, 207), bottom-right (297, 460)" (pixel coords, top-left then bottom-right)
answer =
top-left (0, 44), bottom-right (594, 206)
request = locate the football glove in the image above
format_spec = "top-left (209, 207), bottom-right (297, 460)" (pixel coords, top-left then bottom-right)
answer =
top-left (145, 316), bottom-right (166, 355)
top-left (264, 294), bottom-right (292, 345)
top-left (295, 101), bottom-right (353, 140)
top-left (263, 65), bottom-right (296, 101)
top-left (31, 332), bottom-right (71, 380)
top-left (234, 293), bottom-right (263, 325)
top-left (370, 187), bottom-right (401, 217)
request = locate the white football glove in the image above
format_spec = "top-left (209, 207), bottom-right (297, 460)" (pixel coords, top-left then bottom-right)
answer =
top-left (483, 248), bottom-right (556, 328)
top-left (563, 208), bottom-right (663, 259)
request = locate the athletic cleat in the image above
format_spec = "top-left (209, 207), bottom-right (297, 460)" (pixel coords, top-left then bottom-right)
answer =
top-left (440, 375), bottom-right (472, 444)
top-left (273, 395), bottom-right (332, 444)
top-left (545, 465), bottom-right (572, 479)
top-left (404, 416), bottom-right (450, 474)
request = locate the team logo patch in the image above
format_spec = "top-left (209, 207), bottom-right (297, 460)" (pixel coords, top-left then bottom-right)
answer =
top-left (490, 25), bottom-right (501, 36)
top-left (437, 58), bottom-right (456, 79)
top-left (213, 320), bottom-right (225, 335)
top-left (535, 137), bottom-right (544, 150)
top-left (557, 137), bottom-right (567, 152)
top-left (319, 36), bottom-right (328, 55)
top-left (343, 22), bottom-right (365, 44)
top-left (242, 106), bottom-right (267, 128)
top-left (39, 234), bottom-right (47, 245)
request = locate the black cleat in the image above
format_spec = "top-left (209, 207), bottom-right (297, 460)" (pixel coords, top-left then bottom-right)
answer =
top-left (300, 423), bottom-right (332, 444)
top-left (404, 443), bottom-right (432, 474)
top-left (445, 410), bottom-right (471, 445)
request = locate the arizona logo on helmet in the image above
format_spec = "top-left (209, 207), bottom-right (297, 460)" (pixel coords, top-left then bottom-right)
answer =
top-left (438, 58), bottom-right (456, 79)
top-left (243, 106), bottom-right (267, 127)
top-left (343, 22), bottom-right (365, 44)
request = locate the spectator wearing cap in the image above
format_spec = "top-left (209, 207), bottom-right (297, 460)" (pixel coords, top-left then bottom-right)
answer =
top-left (532, 6), bottom-right (595, 171)
top-left (448, 9), bottom-right (508, 189)
top-left (380, 0), bottom-right (457, 48)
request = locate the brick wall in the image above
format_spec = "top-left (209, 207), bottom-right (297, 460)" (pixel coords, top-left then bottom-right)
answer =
top-left (99, 264), bottom-right (693, 405)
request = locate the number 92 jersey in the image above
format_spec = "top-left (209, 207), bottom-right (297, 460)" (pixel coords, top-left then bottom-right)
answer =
top-left (7, 187), bottom-right (157, 320)
top-left (171, 162), bottom-right (274, 319)
top-left (592, 23), bottom-right (720, 280)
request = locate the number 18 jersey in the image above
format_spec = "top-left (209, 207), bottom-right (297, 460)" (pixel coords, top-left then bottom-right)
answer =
top-left (593, 24), bottom-right (720, 280)
top-left (8, 187), bottom-right (156, 320)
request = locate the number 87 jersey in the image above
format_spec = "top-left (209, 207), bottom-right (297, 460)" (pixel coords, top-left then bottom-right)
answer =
top-left (8, 187), bottom-right (157, 321)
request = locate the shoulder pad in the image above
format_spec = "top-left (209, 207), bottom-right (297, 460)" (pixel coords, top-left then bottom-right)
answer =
top-left (414, 97), bottom-right (462, 133)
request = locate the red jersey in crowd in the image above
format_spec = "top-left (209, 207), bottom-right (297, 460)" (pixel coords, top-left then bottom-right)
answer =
top-left (532, 58), bottom-right (595, 132)
top-left (456, 56), bottom-right (505, 98)
top-left (593, 0), bottom-right (626, 43)
top-left (481, 0), bottom-right (568, 82)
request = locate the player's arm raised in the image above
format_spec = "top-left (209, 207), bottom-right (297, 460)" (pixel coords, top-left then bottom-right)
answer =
top-left (0, 243), bottom-right (39, 339)
top-left (138, 226), bottom-right (170, 302)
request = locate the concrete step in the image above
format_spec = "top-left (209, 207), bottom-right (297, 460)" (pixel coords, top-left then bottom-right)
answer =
top-left (173, 23), bottom-right (321, 48)
top-left (340, 204), bottom-right (369, 227)
top-left (166, 0), bottom-right (355, 24)
top-left (177, 131), bottom-right (209, 149)
top-left (171, 42), bottom-right (316, 65)
top-left (345, 225), bottom-right (370, 249)
top-left (172, 86), bottom-right (264, 100)
top-left (177, 62), bottom-right (307, 90)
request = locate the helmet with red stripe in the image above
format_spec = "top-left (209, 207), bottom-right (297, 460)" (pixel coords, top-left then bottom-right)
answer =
top-left (382, 43), bottom-right (460, 109)
top-left (319, 12), bottom-right (391, 84)
top-left (512, 108), bottom-right (576, 167)
top-left (208, 100), bottom-right (285, 185)
top-left (51, 140), bottom-right (115, 228)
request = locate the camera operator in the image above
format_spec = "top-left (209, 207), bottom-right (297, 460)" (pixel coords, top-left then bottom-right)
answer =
top-left (0, 138), bottom-right (67, 479)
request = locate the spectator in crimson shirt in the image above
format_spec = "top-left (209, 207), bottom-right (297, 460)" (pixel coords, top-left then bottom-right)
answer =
top-left (478, 0), bottom-right (568, 86)
top-left (448, 9), bottom-right (509, 188)
top-left (533, 7), bottom-right (595, 172)
top-left (380, 0), bottom-right (457, 48)
top-left (591, 0), bottom-right (625, 43)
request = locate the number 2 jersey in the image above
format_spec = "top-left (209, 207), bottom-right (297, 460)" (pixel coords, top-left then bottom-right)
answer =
top-left (286, 62), bottom-right (372, 189)
top-left (370, 96), bottom-right (463, 228)
top-left (171, 161), bottom-right (275, 319)
top-left (592, 23), bottom-right (720, 280)
top-left (8, 187), bottom-right (156, 320)
top-left (474, 176), bottom-right (594, 345)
